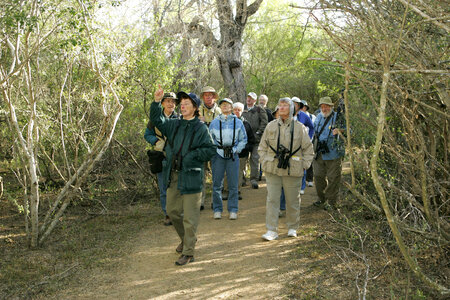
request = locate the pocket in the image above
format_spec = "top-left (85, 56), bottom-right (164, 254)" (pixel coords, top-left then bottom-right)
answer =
top-left (181, 168), bottom-right (203, 192)
top-left (261, 155), bottom-right (275, 173)
top-left (289, 155), bottom-right (304, 177)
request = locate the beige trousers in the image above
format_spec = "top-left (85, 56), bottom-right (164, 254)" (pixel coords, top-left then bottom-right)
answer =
top-left (166, 172), bottom-right (201, 256)
top-left (265, 173), bottom-right (302, 232)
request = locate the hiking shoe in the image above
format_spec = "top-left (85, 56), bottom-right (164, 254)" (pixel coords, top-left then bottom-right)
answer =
top-left (279, 210), bottom-right (286, 218)
top-left (300, 189), bottom-right (305, 195)
top-left (163, 215), bottom-right (172, 226)
top-left (176, 242), bottom-right (183, 253)
top-left (308, 181), bottom-right (314, 187)
top-left (229, 212), bottom-right (237, 220)
top-left (251, 180), bottom-right (259, 189)
top-left (262, 230), bottom-right (278, 241)
top-left (175, 255), bottom-right (194, 266)
top-left (238, 195), bottom-right (242, 200)
top-left (287, 229), bottom-right (297, 237)
top-left (214, 212), bottom-right (222, 219)
top-left (313, 200), bottom-right (323, 207)
top-left (222, 194), bottom-right (228, 201)
top-left (200, 205), bottom-right (205, 211)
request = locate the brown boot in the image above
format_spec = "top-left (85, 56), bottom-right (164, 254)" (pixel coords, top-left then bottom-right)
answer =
top-left (175, 242), bottom-right (183, 253)
top-left (163, 215), bottom-right (172, 226)
top-left (175, 255), bottom-right (194, 266)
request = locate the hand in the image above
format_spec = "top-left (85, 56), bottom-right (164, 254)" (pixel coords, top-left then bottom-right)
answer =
top-left (332, 128), bottom-right (340, 136)
top-left (199, 116), bottom-right (205, 122)
top-left (154, 85), bottom-right (164, 102)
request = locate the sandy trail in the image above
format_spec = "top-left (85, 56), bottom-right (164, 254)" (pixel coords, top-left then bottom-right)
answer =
top-left (61, 180), bottom-right (320, 299)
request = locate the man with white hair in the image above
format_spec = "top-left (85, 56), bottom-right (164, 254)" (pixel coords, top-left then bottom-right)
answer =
top-left (243, 92), bottom-right (268, 189)
top-left (258, 94), bottom-right (274, 122)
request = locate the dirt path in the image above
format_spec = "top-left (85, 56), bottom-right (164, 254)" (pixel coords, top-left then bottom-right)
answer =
top-left (60, 180), bottom-right (322, 299)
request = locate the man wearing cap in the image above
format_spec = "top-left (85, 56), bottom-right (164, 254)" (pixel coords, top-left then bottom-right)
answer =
top-left (312, 96), bottom-right (345, 209)
top-left (242, 92), bottom-right (268, 189)
top-left (144, 92), bottom-right (179, 226)
top-left (199, 86), bottom-right (222, 209)
top-left (209, 98), bottom-right (247, 220)
top-left (151, 86), bottom-right (216, 266)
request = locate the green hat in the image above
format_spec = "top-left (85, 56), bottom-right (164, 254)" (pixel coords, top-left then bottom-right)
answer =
top-left (319, 96), bottom-right (334, 106)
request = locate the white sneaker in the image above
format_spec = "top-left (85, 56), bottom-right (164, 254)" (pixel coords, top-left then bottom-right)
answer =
top-left (229, 212), bottom-right (237, 220)
top-left (262, 230), bottom-right (278, 241)
top-left (213, 212), bottom-right (222, 219)
top-left (308, 181), bottom-right (314, 187)
top-left (300, 190), bottom-right (305, 195)
top-left (287, 229), bottom-right (297, 237)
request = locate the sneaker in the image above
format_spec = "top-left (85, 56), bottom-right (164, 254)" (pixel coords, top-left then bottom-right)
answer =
top-left (300, 190), bottom-right (305, 195)
top-left (279, 210), bottom-right (286, 218)
top-left (163, 215), bottom-right (172, 226)
top-left (251, 180), bottom-right (259, 189)
top-left (308, 181), bottom-right (314, 187)
top-left (175, 255), bottom-right (194, 266)
top-left (229, 212), bottom-right (237, 220)
top-left (175, 242), bottom-right (183, 253)
top-left (213, 212), bottom-right (222, 219)
top-left (287, 229), bottom-right (297, 237)
top-left (262, 230), bottom-right (278, 241)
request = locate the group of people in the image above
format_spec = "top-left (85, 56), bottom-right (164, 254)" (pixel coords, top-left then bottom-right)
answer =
top-left (144, 85), bottom-right (345, 266)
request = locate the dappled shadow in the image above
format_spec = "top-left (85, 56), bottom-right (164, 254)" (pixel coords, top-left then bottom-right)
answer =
top-left (58, 181), bottom-right (328, 299)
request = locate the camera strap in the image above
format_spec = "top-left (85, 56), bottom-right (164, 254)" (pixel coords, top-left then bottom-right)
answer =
top-left (219, 117), bottom-right (236, 148)
top-left (315, 114), bottom-right (333, 141)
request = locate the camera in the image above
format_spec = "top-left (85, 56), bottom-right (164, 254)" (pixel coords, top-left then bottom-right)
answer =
top-left (316, 140), bottom-right (330, 154)
top-left (276, 144), bottom-right (290, 169)
top-left (222, 146), bottom-right (233, 159)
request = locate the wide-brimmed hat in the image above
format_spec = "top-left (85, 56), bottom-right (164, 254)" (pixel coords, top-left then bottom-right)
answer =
top-left (291, 97), bottom-right (301, 103)
top-left (200, 86), bottom-right (219, 100)
top-left (247, 92), bottom-right (257, 100)
top-left (218, 98), bottom-right (233, 106)
top-left (319, 96), bottom-right (334, 106)
top-left (162, 92), bottom-right (177, 104)
top-left (177, 91), bottom-right (201, 108)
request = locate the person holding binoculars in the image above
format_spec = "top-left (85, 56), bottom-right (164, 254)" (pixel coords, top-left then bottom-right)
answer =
top-left (209, 98), bottom-right (247, 220)
top-left (312, 96), bottom-right (346, 209)
top-left (258, 97), bottom-right (314, 241)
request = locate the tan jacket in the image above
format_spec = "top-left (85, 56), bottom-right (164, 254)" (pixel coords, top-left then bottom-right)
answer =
top-left (258, 117), bottom-right (314, 177)
top-left (199, 103), bottom-right (221, 125)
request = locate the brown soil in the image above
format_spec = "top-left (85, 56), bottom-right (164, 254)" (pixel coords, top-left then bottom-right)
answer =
top-left (54, 180), bottom-right (328, 299)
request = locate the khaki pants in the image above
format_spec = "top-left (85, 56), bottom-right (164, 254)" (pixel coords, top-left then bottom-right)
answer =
top-left (166, 172), bottom-right (201, 256)
top-left (201, 161), bottom-right (210, 206)
top-left (313, 154), bottom-right (342, 205)
top-left (265, 173), bottom-right (302, 232)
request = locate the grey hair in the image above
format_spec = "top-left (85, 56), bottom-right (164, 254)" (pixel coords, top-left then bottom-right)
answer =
top-left (278, 97), bottom-right (295, 118)
top-left (233, 102), bottom-right (244, 111)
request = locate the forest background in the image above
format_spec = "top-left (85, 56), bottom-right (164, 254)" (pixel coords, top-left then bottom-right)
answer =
top-left (0, 0), bottom-right (448, 298)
